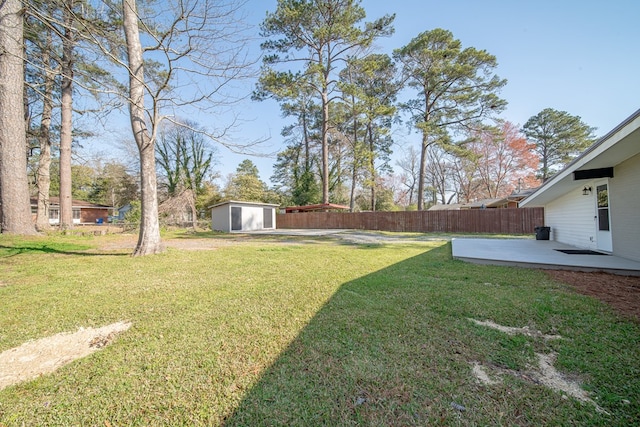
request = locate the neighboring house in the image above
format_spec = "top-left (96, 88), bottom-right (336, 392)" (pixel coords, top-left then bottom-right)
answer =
top-left (158, 190), bottom-right (196, 226)
top-left (284, 203), bottom-right (350, 213)
top-left (31, 197), bottom-right (112, 225)
top-left (462, 198), bottom-right (509, 209)
top-left (427, 203), bottom-right (463, 211)
top-left (115, 203), bottom-right (132, 221)
top-left (428, 198), bottom-right (508, 210)
top-left (507, 188), bottom-right (539, 208)
top-left (520, 108), bottom-right (640, 262)
top-left (209, 200), bottom-right (279, 232)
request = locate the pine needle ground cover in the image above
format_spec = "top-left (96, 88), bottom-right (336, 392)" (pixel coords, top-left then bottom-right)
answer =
top-left (0, 232), bottom-right (638, 426)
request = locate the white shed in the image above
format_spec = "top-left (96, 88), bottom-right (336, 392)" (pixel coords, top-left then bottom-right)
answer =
top-left (209, 200), bottom-right (280, 232)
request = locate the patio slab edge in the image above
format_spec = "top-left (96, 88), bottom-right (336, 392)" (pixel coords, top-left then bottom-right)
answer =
top-left (451, 238), bottom-right (640, 277)
top-left (453, 255), bottom-right (640, 277)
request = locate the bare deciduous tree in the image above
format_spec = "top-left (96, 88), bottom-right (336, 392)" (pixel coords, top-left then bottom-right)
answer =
top-left (122, 0), bottom-right (162, 255)
top-left (395, 146), bottom-right (420, 207)
top-left (118, 0), bottom-right (256, 255)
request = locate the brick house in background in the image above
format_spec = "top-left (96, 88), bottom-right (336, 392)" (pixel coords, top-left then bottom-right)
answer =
top-left (31, 197), bottom-right (113, 225)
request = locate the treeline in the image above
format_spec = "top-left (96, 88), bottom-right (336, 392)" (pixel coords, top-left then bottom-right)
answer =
top-left (257, 2), bottom-right (597, 212)
top-left (2, 0), bottom-right (255, 255)
top-left (0, 0), bottom-right (597, 255)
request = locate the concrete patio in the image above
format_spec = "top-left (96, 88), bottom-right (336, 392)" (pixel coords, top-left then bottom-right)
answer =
top-left (452, 238), bottom-right (640, 276)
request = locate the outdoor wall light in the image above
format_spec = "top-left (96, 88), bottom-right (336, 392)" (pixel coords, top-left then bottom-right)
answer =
top-left (582, 186), bottom-right (592, 195)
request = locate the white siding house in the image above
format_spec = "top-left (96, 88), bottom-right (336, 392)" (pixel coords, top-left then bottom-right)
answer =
top-left (521, 109), bottom-right (640, 262)
top-left (209, 200), bottom-right (279, 233)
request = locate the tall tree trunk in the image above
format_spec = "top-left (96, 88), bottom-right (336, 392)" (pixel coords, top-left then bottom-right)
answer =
top-left (36, 29), bottom-right (55, 231)
top-left (349, 106), bottom-right (358, 212)
top-left (368, 123), bottom-right (376, 211)
top-left (541, 145), bottom-right (549, 182)
top-left (417, 133), bottom-right (428, 211)
top-left (349, 163), bottom-right (357, 212)
top-left (0, 0), bottom-right (36, 234)
top-left (59, 0), bottom-right (74, 230)
top-left (123, 0), bottom-right (163, 256)
top-left (302, 109), bottom-right (310, 172)
top-left (321, 90), bottom-right (330, 205)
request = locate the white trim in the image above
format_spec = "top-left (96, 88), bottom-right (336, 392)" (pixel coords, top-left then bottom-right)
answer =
top-left (594, 180), bottom-right (612, 252)
top-left (207, 200), bottom-right (280, 209)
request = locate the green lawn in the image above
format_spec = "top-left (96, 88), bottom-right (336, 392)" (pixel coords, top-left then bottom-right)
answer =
top-left (0, 232), bottom-right (638, 426)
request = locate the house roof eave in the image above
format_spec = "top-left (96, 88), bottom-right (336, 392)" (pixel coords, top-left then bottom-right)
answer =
top-left (208, 200), bottom-right (281, 209)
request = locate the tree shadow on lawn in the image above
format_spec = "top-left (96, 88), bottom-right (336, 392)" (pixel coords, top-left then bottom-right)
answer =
top-left (222, 244), bottom-right (608, 426)
top-left (0, 244), bottom-right (127, 258)
top-left (220, 246), bottom-right (446, 426)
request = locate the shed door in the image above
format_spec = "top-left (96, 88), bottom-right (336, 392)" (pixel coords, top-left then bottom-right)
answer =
top-left (595, 182), bottom-right (612, 252)
top-left (263, 208), bottom-right (273, 229)
top-left (231, 207), bottom-right (242, 231)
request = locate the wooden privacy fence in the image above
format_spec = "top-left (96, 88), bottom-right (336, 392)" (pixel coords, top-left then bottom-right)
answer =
top-left (276, 208), bottom-right (545, 235)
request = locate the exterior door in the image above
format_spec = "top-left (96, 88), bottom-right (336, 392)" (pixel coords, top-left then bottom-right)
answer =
top-left (263, 208), bottom-right (273, 229)
top-left (231, 207), bottom-right (242, 231)
top-left (595, 181), bottom-right (612, 252)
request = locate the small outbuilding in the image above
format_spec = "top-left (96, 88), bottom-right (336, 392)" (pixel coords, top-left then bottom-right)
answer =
top-left (209, 200), bottom-right (280, 232)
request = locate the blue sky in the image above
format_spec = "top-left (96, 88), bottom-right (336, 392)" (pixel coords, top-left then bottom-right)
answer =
top-left (103, 0), bottom-right (640, 185)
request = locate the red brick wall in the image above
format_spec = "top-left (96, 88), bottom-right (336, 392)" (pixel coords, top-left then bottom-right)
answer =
top-left (81, 208), bottom-right (109, 224)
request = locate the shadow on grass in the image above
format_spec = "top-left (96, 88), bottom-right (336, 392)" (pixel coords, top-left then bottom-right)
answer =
top-left (169, 231), bottom-right (339, 246)
top-left (222, 244), bottom-right (481, 425)
top-left (0, 244), bottom-right (127, 258)
top-left (169, 231), bottom-right (288, 243)
top-left (170, 231), bottom-right (232, 240)
top-left (221, 241), bottom-right (627, 426)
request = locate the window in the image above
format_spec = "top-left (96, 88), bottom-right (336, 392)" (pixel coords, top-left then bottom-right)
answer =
top-left (73, 209), bottom-right (81, 220)
top-left (597, 184), bottom-right (610, 231)
top-left (49, 208), bottom-right (59, 220)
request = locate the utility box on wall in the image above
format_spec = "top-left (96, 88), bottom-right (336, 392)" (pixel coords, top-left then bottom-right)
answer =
top-left (209, 200), bottom-right (280, 232)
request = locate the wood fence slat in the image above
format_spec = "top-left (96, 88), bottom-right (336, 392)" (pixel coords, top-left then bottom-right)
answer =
top-left (276, 208), bottom-right (544, 235)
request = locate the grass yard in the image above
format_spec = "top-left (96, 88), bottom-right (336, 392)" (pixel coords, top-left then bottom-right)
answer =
top-left (0, 231), bottom-right (638, 426)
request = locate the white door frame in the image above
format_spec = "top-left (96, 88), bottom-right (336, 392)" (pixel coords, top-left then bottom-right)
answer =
top-left (594, 180), bottom-right (613, 252)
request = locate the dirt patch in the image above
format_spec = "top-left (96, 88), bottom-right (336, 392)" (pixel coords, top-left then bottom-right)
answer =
top-left (471, 353), bottom-right (607, 414)
top-left (469, 318), bottom-right (608, 414)
top-left (471, 362), bottom-right (501, 386)
top-left (96, 230), bottom-right (447, 252)
top-left (469, 318), bottom-right (562, 340)
top-left (546, 270), bottom-right (640, 321)
top-left (97, 235), bottom-right (265, 252)
top-left (0, 321), bottom-right (131, 390)
top-left (531, 352), bottom-right (607, 414)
